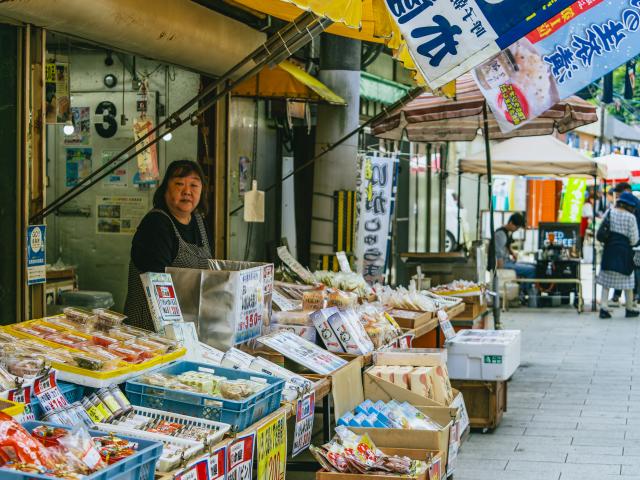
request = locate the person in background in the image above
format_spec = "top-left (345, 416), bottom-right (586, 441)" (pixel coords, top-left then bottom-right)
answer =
top-left (597, 192), bottom-right (639, 319)
top-left (594, 188), bottom-right (607, 218)
top-left (611, 183), bottom-right (640, 305)
top-left (491, 213), bottom-right (536, 301)
top-left (124, 160), bottom-right (213, 331)
top-left (580, 195), bottom-right (594, 245)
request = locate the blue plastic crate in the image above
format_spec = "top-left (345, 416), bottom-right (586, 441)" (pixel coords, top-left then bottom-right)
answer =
top-left (0, 421), bottom-right (162, 480)
top-left (30, 381), bottom-right (85, 420)
top-left (125, 361), bottom-right (284, 430)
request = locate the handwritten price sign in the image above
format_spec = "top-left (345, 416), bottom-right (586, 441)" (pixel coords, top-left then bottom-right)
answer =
top-left (292, 392), bottom-right (315, 457)
top-left (227, 433), bottom-right (255, 480)
top-left (257, 411), bottom-right (287, 480)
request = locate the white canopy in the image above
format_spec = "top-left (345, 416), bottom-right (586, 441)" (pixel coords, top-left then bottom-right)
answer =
top-left (596, 153), bottom-right (640, 180)
top-left (460, 136), bottom-right (606, 178)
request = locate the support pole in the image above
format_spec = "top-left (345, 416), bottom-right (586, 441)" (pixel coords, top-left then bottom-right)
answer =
top-left (592, 174), bottom-right (597, 312)
top-left (426, 143), bottom-right (432, 252)
top-left (483, 103), bottom-right (500, 328)
top-left (457, 163), bottom-right (462, 249)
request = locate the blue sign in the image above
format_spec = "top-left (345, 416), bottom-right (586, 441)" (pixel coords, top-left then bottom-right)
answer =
top-left (26, 225), bottom-right (46, 286)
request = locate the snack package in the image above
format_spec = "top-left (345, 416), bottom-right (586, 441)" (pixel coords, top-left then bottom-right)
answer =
top-left (249, 356), bottom-right (312, 401)
top-left (0, 413), bottom-right (55, 468)
top-left (63, 307), bottom-right (98, 330)
top-left (92, 309), bottom-right (127, 330)
top-left (221, 348), bottom-right (255, 370)
top-left (429, 364), bottom-right (454, 405)
top-left (310, 307), bottom-right (344, 353)
top-left (389, 366), bottom-right (413, 389)
top-left (327, 309), bottom-right (374, 355)
top-left (58, 424), bottom-right (107, 472)
top-left (409, 367), bottom-right (436, 400)
top-left (302, 287), bottom-right (326, 311)
top-left (326, 289), bottom-right (358, 309)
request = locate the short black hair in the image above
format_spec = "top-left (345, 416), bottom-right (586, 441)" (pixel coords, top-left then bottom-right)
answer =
top-left (508, 212), bottom-right (526, 228)
top-left (153, 160), bottom-right (208, 215)
top-left (615, 182), bottom-right (632, 193)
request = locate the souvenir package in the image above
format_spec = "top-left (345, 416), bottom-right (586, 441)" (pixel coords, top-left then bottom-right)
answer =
top-left (221, 348), bottom-right (255, 370)
top-left (257, 330), bottom-right (348, 375)
top-left (374, 285), bottom-right (438, 312)
top-left (310, 308), bottom-right (343, 353)
top-left (337, 401), bottom-right (441, 431)
top-left (326, 289), bottom-right (358, 309)
top-left (269, 323), bottom-right (317, 343)
top-left (302, 286), bottom-right (326, 311)
top-left (313, 271), bottom-right (374, 298)
top-left (62, 307), bottom-right (98, 331)
top-left (327, 309), bottom-right (374, 355)
top-left (357, 304), bottom-right (403, 348)
top-left (310, 426), bottom-right (430, 475)
top-left (92, 309), bottom-right (127, 330)
top-left (430, 280), bottom-right (482, 295)
top-left (368, 364), bottom-right (453, 404)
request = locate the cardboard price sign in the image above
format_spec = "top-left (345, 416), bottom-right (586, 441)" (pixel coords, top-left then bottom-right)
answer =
top-left (175, 457), bottom-right (210, 480)
top-left (292, 392), bottom-right (315, 457)
top-left (437, 310), bottom-right (456, 342)
top-left (209, 445), bottom-right (227, 480)
top-left (257, 411), bottom-right (287, 480)
top-left (227, 433), bottom-right (255, 480)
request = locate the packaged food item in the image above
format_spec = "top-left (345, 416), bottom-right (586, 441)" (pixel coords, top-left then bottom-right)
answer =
top-left (327, 309), bottom-right (374, 355)
top-left (221, 348), bottom-right (255, 370)
top-left (70, 352), bottom-right (106, 371)
top-left (0, 367), bottom-right (15, 390)
top-left (409, 367), bottom-right (435, 399)
top-left (92, 309), bottom-right (127, 329)
top-left (302, 287), bottom-right (326, 311)
top-left (97, 388), bottom-right (124, 418)
top-left (326, 289), bottom-right (358, 309)
top-left (122, 341), bottom-right (156, 360)
top-left (109, 385), bottom-right (133, 415)
top-left (82, 397), bottom-right (109, 423)
top-left (309, 307), bottom-right (343, 353)
top-left (249, 356), bottom-right (313, 401)
top-left (94, 434), bottom-right (137, 464)
top-left (0, 413), bottom-right (55, 468)
top-left (47, 333), bottom-right (89, 349)
top-left (88, 393), bottom-right (115, 423)
top-left (107, 344), bottom-right (143, 363)
top-left (77, 346), bottom-right (122, 370)
top-left (58, 424), bottom-right (106, 472)
top-left (389, 366), bottom-right (413, 389)
top-left (31, 425), bottom-right (69, 447)
top-left (107, 328), bottom-right (138, 343)
top-left (3, 353), bottom-right (45, 378)
top-left (63, 307), bottom-right (98, 330)
top-left (132, 337), bottom-right (168, 354)
top-left (219, 379), bottom-right (265, 400)
top-left (91, 334), bottom-right (121, 347)
top-left (429, 364), bottom-right (454, 405)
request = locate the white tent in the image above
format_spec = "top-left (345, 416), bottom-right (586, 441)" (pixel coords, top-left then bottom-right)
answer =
top-left (460, 136), bottom-right (606, 178)
top-left (596, 153), bottom-right (640, 180)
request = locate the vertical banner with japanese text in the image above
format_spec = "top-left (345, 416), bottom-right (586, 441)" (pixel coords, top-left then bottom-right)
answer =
top-left (257, 412), bottom-right (287, 480)
top-left (474, 0), bottom-right (640, 132)
top-left (355, 155), bottom-right (396, 285)
top-left (560, 178), bottom-right (587, 223)
top-left (383, 0), bottom-right (576, 88)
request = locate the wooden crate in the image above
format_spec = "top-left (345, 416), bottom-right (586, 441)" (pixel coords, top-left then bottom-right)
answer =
top-left (450, 380), bottom-right (507, 430)
top-left (457, 301), bottom-right (488, 320)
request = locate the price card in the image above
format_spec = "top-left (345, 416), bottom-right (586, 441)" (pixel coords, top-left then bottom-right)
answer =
top-left (8, 386), bottom-right (35, 421)
top-left (198, 342), bottom-right (225, 366)
top-left (335, 251), bottom-right (352, 273)
top-left (292, 392), bottom-right (315, 457)
top-left (451, 392), bottom-right (470, 434)
top-left (175, 457), bottom-right (210, 480)
top-left (437, 310), bottom-right (457, 342)
top-left (257, 411), bottom-right (287, 480)
top-left (33, 371), bottom-right (69, 414)
top-left (271, 291), bottom-right (299, 312)
top-left (277, 246), bottom-right (316, 284)
top-left (209, 445), bottom-right (227, 480)
top-left (227, 433), bottom-right (255, 480)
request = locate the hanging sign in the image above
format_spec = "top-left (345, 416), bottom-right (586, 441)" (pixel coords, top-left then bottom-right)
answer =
top-left (45, 62), bottom-right (70, 124)
top-left (33, 372), bottom-right (68, 415)
top-left (355, 155), bottom-right (396, 285)
top-left (437, 310), bottom-right (457, 342)
top-left (8, 386), bottom-right (36, 422)
top-left (560, 178), bottom-right (587, 223)
top-left (257, 411), bottom-right (287, 480)
top-left (26, 225), bottom-right (46, 286)
top-left (292, 392), bottom-right (315, 457)
top-left (474, 0), bottom-right (640, 133)
top-left (227, 433), bottom-right (255, 480)
top-left (383, 0), bottom-right (576, 88)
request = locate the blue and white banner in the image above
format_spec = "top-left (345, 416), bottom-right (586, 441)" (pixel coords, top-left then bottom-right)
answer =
top-left (474, 0), bottom-right (640, 132)
top-left (26, 225), bottom-right (46, 286)
top-left (384, 0), bottom-right (576, 88)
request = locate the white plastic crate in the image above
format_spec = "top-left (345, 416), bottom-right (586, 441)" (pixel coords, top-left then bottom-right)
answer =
top-left (446, 329), bottom-right (521, 381)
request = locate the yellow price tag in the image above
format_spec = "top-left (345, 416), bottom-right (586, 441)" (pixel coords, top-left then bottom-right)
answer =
top-left (257, 411), bottom-right (287, 480)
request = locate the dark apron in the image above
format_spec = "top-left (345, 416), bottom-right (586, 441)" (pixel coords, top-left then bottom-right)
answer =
top-left (601, 231), bottom-right (634, 276)
top-left (124, 209), bottom-right (212, 332)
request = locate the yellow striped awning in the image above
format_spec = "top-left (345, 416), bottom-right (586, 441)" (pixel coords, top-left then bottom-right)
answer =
top-left (232, 60), bottom-right (347, 105)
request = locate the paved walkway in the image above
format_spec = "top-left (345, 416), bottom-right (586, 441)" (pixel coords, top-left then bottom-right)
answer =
top-left (455, 307), bottom-right (640, 480)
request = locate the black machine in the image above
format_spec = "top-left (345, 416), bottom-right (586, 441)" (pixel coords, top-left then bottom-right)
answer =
top-left (535, 223), bottom-right (581, 306)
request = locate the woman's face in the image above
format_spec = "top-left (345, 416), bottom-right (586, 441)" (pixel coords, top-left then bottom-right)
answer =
top-left (165, 173), bottom-right (202, 216)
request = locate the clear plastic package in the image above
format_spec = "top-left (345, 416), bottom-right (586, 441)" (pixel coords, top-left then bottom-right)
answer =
top-left (92, 309), bottom-right (127, 329)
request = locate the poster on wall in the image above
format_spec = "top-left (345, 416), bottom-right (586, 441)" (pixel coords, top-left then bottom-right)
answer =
top-left (102, 150), bottom-right (128, 188)
top-left (133, 117), bottom-right (159, 182)
top-left (96, 195), bottom-right (148, 235)
top-left (355, 155), bottom-right (396, 285)
top-left (65, 148), bottom-right (92, 187)
top-left (64, 107), bottom-right (91, 145)
top-left (45, 62), bottom-right (71, 124)
top-left (26, 225), bottom-right (46, 286)
top-left (383, 0), bottom-right (575, 88)
top-left (474, 0), bottom-right (640, 133)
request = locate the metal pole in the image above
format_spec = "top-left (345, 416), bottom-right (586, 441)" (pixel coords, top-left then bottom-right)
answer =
top-left (439, 143), bottom-right (448, 252)
top-left (414, 142), bottom-right (419, 251)
top-left (426, 143), bottom-right (432, 252)
top-left (592, 174), bottom-right (597, 311)
top-left (457, 163), bottom-right (462, 248)
top-left (483, 103), bottom-right (500, 328)
top-left (476, 174), bottom-right (482, 241)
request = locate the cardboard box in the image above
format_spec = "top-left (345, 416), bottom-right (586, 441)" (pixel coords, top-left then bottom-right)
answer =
top-left (316, 448), bottom-right (442, 480)
top-left (388, 309), bottom-right (434, 330)
top-left (373, 349), bottom-right (448, 367)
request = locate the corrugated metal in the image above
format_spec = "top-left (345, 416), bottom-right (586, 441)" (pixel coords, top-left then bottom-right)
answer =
top-left (0, 0), bottom-right (266, 78)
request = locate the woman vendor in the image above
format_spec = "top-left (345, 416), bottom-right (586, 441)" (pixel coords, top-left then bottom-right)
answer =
top-left (124, 160), bottom-right (212, 331)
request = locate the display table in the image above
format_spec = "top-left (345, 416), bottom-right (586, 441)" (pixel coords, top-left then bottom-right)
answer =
top-left (503, 277), bottom-right (583, 312)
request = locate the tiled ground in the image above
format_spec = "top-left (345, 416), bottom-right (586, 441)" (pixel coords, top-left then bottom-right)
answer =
top-left (455, 307), bottom-right (640, 480)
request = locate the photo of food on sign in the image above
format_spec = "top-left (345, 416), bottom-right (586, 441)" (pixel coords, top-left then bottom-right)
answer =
top-left (474, 0), bottom-right (640, 132)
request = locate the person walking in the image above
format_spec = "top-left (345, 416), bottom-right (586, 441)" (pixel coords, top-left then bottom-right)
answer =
top-left (597, 192), bottom-right (639, 319)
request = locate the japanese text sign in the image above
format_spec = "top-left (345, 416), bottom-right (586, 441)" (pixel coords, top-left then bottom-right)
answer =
top-left (227, 433), bottom-right (255, 480)
top-left (560, 178), bottom-right (587, 223)
top-left (175, 457), bottom-right (211, 480)
top-left (384, 0), bottom-right (576, 88)
top-left (355, 155), bottom-right (396, 285)
top-left (235, 266), bottom-right (264, 344)
top-left (257, 411), bottom-right (287, 480)
top-left (474, 0), bottom-right (640, 132)
top-left (209, 445), bottom-right (227, 480)
top-left (292, 392), bottom-right (315, 456)
top-left (27, 225), bottom-right (46, 286)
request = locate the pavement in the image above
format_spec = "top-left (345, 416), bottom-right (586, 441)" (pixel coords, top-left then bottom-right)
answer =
top-left (455, 307), bottom-right (640, 480)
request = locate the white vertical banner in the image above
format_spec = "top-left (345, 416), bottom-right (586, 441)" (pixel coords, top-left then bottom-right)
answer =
top-left (355, 155), bottom-right (396, 285)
